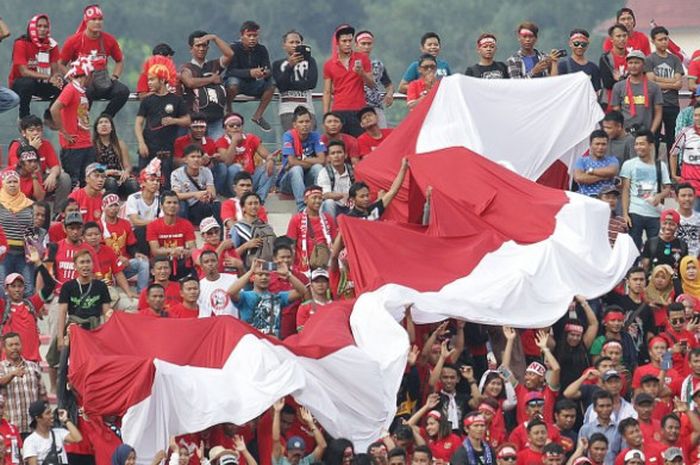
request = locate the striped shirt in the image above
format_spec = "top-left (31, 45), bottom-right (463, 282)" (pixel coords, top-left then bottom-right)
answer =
top-left (0, 359), bottom-right (47, 433)
top-left (608, 215), bottom-right (628, 247)
top-left (0, 205), bottom-right (33, 250)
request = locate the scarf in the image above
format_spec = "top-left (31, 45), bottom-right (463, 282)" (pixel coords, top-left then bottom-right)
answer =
top-left (645, 264), bottom-right (675, 305)
top-left (625, 76), bottom-right (649, 118)
top-left (76, 4), bottom-right (103, 34)
top-left (290, 129), bottom-right (303, 159)
top-left (0, 173), bottom-right (33, 214)
top-left (299, 209), bottom-right (332, 269)
top-left (463, 437), bottom-right (494, 465)
top-left (26, 14), bottom-right (57, 55)
top-left (111, 444), bottom-right (134, 465)
top-left (681, 256), bottom-right (700, 299)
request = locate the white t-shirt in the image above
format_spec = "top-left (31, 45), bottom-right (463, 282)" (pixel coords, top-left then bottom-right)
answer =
top-left (198, 273), bottom-right (239, 318)
top-left (679, 210), bottom-right (700, 257)
top-left (125, 192), bottom-right (162, 223)
top-left (22, 428), bottom-right (70, 464)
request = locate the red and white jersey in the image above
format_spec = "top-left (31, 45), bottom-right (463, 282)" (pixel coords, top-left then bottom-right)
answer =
top-left (672, 126), bottom-right (700, 192)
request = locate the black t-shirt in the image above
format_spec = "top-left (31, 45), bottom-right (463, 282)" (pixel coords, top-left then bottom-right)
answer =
top-left (137, 93), bottom-right (188, 154)
top-left (464, 62), bottom-right (510, 79)
top-left (451, 443), bottom-right (494, 465)
top-left (347, 200), bottom-right (385, 220)
top-left (58, 279), bottom-right (111, 320)
top-left (640, 236), bottom-right (688, 272)
top-left (603, 292), bottom-right (649, 364)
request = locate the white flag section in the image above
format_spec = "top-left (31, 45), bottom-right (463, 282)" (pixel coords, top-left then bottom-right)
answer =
top-left (415, 73), bottom-right (604, 180)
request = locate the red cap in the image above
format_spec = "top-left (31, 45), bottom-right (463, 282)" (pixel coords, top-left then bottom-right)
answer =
top-left (660, 209), bottom-right (680, 225)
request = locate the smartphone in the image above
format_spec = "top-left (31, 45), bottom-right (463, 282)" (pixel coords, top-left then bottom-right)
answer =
top-left (354, 59), bottom-right (362, 68)
top-left (556, 49), bottom-right (568, 58)
top-left (295, 44), bottom-right (311, 60)
top-left (262, 261), bottom-right (277, 272)
top-left (661, 351), bottom-right (673, 370)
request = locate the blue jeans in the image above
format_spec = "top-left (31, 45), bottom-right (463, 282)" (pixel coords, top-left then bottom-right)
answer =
top-left (123, 257), bottom-right (150, 292)
top-left (0, 87), bottom-right (20, 114)
top-left (629, 213), bottom-right (660, 250)
top-left (225, 164), bottom-right (275, 202)
top-left (280, 164), bottom-right (324, 211)
top-left (210, 162), bottom-right (228, 198)
top-left (0, 250), bottom-right (34, 298)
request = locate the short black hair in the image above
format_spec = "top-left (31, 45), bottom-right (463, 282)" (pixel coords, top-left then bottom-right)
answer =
top-left (240, 20), bottom-right (260, 34)
top-left (2, 332), bottom-right (21, 344)
top-left (661, 413), bottom-right (680, 428)
top-left (183, 144), bottom-right (202, 157)
top-left (626, 266), bottom-right (645, 278)
top-left (616, 7), bottom-right (636, 23)
top-left (618, 417), bottom-right (639, 436)
top-left (188, 30), bottom-right (208, 47)
top-left (327, 140), bottom-right (346, 153)
top-left (178, 276), bottom-right (199, 288)
top-left (82, 221), bottom-right (101, 233)
top-left (19, 114), bottom-right (43, 131)
top-left (273, 237), bottom-right (293, 256)
top-left (349, 182), bottom-right (370, 199)
top-left (543, 443), bottom-right (564, 456)
top-left (554, 398), bottom-right (577, 413)
top-left (282, 30), bottom-right (303, 43)
top-left (147, 283), bottom-right (165, 294)
top-left (323, 111), bottom-right (344, 123)
top-left (602, 110), bottom-right (624, 125)
top-left (240, 191), bottom-right (261, 207)
top-left (635, 129), bottom-right (655, 144)
top-left (418, 53), bottom-right (437, 66)
top-left (589, 432), bottom-right (609, 446)
top-left (527, 417), bottom-right (546, 432)
top-left (233, 171), bottom-right (253, 185)
top-left (293, 105), bottom-right (312, 121)
top-left (569, 28), bottom-right (590, 39)
top-left (421, 32), bottom-right (441, 46)
top-left (608, 24), bottom-right (628, 37)
top-left (592, 390), bottom-right (613, 407)
top-left (650, 26), bottom-right (669, 40)
top-left (413, 446), bottom-right (432, 461)
top-left (590, 129), bottom-right (609, 143)
top-left (594, 356), bottom-right (612, 369)
top-left (357, 106), bottom-right (376, 121)
top-left (161, 190), bottom-right (179, 203)
top-left (152, 255), bottom-right (172, 267)
top-left (387, 447), bottom-right (407, 460)
top-left (335, 24), bottom-right (355, 41)
top-left (190, 112), bottom-right (207, 124)
top-left (668, 302), bottom-right (685, 315)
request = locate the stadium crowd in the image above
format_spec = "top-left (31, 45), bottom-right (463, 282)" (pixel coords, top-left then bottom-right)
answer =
top-left (0, 4), bottom-right (700, 465)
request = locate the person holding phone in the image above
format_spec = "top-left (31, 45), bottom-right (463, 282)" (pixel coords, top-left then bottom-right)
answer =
top-left (631, 336), bottom-right (683, 397)
top-left (506, 21), bottom-right (559, 79)
top-left (557, 29), bottom-right (601, 92)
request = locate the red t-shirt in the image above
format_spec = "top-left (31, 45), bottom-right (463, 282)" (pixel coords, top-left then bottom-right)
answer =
top-left (689, 56), bottom-right (700, 81)
top-left (137, 281), bottom-right (182, 311)
top-left (322, 52), bottom-right (371, 111)
top-left (407, 79), bottom-right (429, 103)
top-left (517, 448), bottom-right (544, 465)
top-left (296, 300), bottom-right (330, 331)
top-left (56, 82), bottom-right (91, 149)
top-left (169, 303), bottom-right (199, 319)
top-left (48, 221), bottom-right (66, 243)
top-left (508, 422), bottom-right (561, 451)
top-left (103, 218), bottom-right (137, 258)
top-left (0, 295), bottom-right (43, 362)
top-left (0, 419), bottom-right (22, 465)
top-left (215, 134), bottom-right (261, 174)
top-left (221, 198), bottom-right (268, 225)
top-left (146, 217), bottom-right (196, 250)
top-left (357, 129), bottom-right (393, 157)
top-left (515, 384), bottom-right (557, 424)
top-left (69, 188), bottom-right (103, 223)
top-left (427, 433), bottom-right (462, 463)
top-left (603, 31), bottom-right (651, 56)
top-left (192, 242), bottom-right (241, 279)
top-left (16, 172), bottom-right (42, 199)
top-left (286, 212), bottom-right (337, 272)
top-left (91, 245), bottom-right (126, 285)
top-left (60, 31), bottom-right (123, 71)
top-left (9, 39), bottom-right (60, 87)
top-left (51, 240), bottom-right (98, 293)
top-left (639, 418), bottom-right (662, 445)
top-left (320, 134), bottom-right (360, 159)
top-left (7, 139), bottom-right (59, 173)
top-left (632, 363), bottom-right (683, 396)
top-left (173, 135), bottom-right (217, 158)
top-left (615, 443), bottom-right (665, 465)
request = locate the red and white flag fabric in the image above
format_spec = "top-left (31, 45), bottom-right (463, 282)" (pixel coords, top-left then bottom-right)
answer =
top-left (69, 306), bottom-right (409, 465)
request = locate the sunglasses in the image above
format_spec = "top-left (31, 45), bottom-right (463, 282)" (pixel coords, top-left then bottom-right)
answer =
top-left (572, 41), bottom-right (589, 48)
top-left (670, 318), bottom-right (686, 324)
top-left (527, 400), bottom-right (545, 407)
top-left (421, 64), bottom-right (436, 69)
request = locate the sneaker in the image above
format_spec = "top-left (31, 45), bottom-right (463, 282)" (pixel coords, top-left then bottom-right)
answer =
top-left (252, 116), bottom-right (272, 132)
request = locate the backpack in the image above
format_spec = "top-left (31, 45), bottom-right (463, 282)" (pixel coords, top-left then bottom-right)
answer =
top-left (238, 220), bottom-right (276, 268)
top-left (325, 162), bottom-right (355, 191)
top-left (181, 62), bottom-right (226, 120)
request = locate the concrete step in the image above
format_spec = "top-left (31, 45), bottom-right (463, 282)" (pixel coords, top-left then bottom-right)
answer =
top-left (265, 193), bottom-right (297, 236)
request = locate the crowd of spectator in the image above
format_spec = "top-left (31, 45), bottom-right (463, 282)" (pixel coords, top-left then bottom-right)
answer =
top-left (0, 5), bottom-right (700, 465)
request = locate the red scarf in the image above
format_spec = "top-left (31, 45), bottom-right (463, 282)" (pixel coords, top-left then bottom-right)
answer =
top-left (75, 4), bottom-right (103, 34)
top-left (625, 76), bottom-right (649, 118)
top-left (26, 14), bottom-right (57, 53)
top-left (290, 129), bottom-right (304, 159)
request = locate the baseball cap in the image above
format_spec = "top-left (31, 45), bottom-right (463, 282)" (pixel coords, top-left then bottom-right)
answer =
top-left (660, 209), bottom-right (680, 225)
top-left (662, 447), bottom-right (683, 461)
top-left (634, 393), bottom-right (655, 405)
top-left (18, 145), bottom-right (39, 162)
top-left (208, 446), bottom-right (238, 464)
top-left (64, 211), bottom-right (84, 226)
top-left (525, 391), bottom-right (545, 404)
top-left (640, 374), bottom-right (659, 384)
top-left (310, 268), bottom-right (330, 281)
top-left (496, 446), bottom-right (518, 460)
top-left (4, 273), bottom-right (24, 286)
top-left (152, 43), bottom-right (175, 56)
top-left (102, 193), bottom-right (120, 209)
top-left (626, 50), bottom-right (646, 62)
top-left (199, 217), bottom-right (220, 233)
top-left (624, 450), bottom-right (645, 463)
top-left (286, 436), bottom-right (306, 451)
top-left (28, 400), bottom-right (49, 429)
top-left (85, 162), bottom-right (107, 177)
top-left (598, 186), bottom-right (620, 197)
top-left (602, 370), bottom-right (621, 382)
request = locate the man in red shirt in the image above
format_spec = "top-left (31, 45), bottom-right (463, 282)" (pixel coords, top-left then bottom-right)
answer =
top-left (322, 24), bottom-right (375, 137)
top-left (59, 5), bottom-right (129, 117)
top-left (192, 217), bottom-right (243, 279)
top-left (0, 273), bottom-right (43, 363)
top-left (146, 190), bottom-right (196, 279)
top-left (0, 394), bottom-right (22, 465)
top-left (140, 284), bottom-right (169, 317)
top-left (509, 392), bottom-right (562, 450)
top-left (516, 417), bottom-right (548, 462)
top-left (12, 145), bottom-right (44, 201)
top-left (602, 8), bottom-right (651, 56)
top-left (600, 25), bottom-right (629, 112)
top-left (356, 106), bottom-right (393, 157)
top-left (169, 276), bottom-right (199, 319)
top-left (137, 256), bottom-right (181, 312)
top-left (657, 416), bottom-right (691, 464)
top-left (68, 163), bottom-right (105, 223)
top-left (615, 418), bottom-right (665, 465)
top-left (221, 172), bottom-right (269, 235)
top-left (320, 112), bottom-right (360, 162)
top-left (660, 304), bottom-right (698, 377)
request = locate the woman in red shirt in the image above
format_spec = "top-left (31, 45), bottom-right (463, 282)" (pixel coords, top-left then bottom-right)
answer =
top-left (407, 393), bottom-right (463, 464)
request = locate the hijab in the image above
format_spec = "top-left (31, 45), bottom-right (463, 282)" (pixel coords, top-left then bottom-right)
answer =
top-left (25, 14), bottom-right (58, 52)
top-left (111, 444), bottom-right (135, 465)
top-left (645, 264), bottom-right (675, 305)
top-left (680, 256), bottom-right (700, 298)
top-left (0, 170), bottom-right (33, 214)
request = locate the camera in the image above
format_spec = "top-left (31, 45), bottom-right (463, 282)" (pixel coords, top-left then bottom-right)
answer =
top-left (261, 261), bottom-right (277, 272)
top-left (295, 44), bottom-right (311, 61)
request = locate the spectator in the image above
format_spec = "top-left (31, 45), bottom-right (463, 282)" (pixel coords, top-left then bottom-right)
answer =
top-left (174, 115), bottom-right (221, 189)
top-left (674, 183), bottom-right (700, 257)
top-left (601, 111), bottom-right (635, 165)
top-left (506, 22), bottom-right (558, 79)
top-left (554, 299), bottom-right (599, 391)
top-left (193, 217), bottom-right (242, 278)
top-left (477, 397), bottom-right (509, 449)
top-left (317, 140), bottom-right (354, 218)
top-left (279, 106), bottom-right (327, 211)
top-left (639, 209), bottom-right (688, 273)
top-left (93, 113), bottom-right (138, 198)
top-left (632, 337), bottom-right (683, 397)
top-left (0, 274), bottom-right (43, 362)
top-left (0, 394), bottom-right (22, 465)
top-left (646, 27), bottom-right (684, 155)
top-left (553, 399), bottom-right (578, 453)
top-left (465, 34), bottom-right (509, 79)
top-left (680, 256), bottom-right (700, 300)
top-left (23, 401), bottom-right (82, 465)
top-left (146, 190), bottom-right (196, 280)
top-left (169, 276), bottom-right (200, 319)
top-left (0, 170), bottom-right (35, 297)
top-left (7, 115), bottom-right (71, 206)
top-left (135, 57), bottom-right (190, 190)
top-left (508, 390), bottom-right (562, 450)
top-left (600, 25), bottom-right (629, 112)
top-left (450, 413), bottom-right (495, 465)
top-left (136, 256), bottom-right (181, 312)
top-left (615, 419), bottom-right (663, 465)
top-left (602, 8), bottom-right (651, 56)
top-left (68, 162), bottom-right (105, 223)
top-left (495, 445), bottom-right (518, 465)
top-left (620, 130), bottom-right (672, 249)
top-left (406, 54), bottom-right (438, 110)
top-left (346, 158), bottom-right (409, 220)
top-left (0, 19), bottom-right (20, 115)
top-left (582, 372), bottom-right (634, 426)
top-left (271, 398), bottom-right (326, 465)
top-left (573, 130), bottom-right (619, 197)
top-left (215, 113), bottom-right (276, 200)
top-left (398, 32), bottom-right (451, 93)
top-left (49, 57), bottom-right (94, 189)
top-left (611, 51), bottom-right (663, 134)
top-left (430, 345), bottom-right (476, 432)
top-left (632, 392), bottom-right (660, 447)
top-left (9, 14), bottom-right (62, 119)
top-left (13, 145), bottom-right (45, 201)
top-left (570, 434), bottom-right (609, 465)
top-left (125, 159), bottom-right (162, 256)
top-left (226, 21), bottom-right (274, 132)
top-left (669, 103), bottom-right (700, 191)
top-left (197, 250), bottom-right (238, 318)
top-left (679, 350), bottom-right (700, 408)
top-left (322, 24), bottom-right (375, 137)
top-left (675, 89), bottom-right (699, 136)
top-left (268, 240), bottom-right (309, 340)
top-left (320, 112), bottom-right (360, 162)
top-left (286, 186), bottom-right (337, 273)
top-left (296, 268), bottom-right (333, 332)
top-left (515, 418), bottom-right (548, 463)
top-left (659, 447), bottom-right (685, 465)
top-left (59, 5), bottom-right (129, 117)
top-left (181, 30), bottom-right (234, 139)
top-left (230, 192), bottom-right (274, 270)
top-left (411, 446), bottom-right (431, 465)
top-left (221, 172), bottom-right (269, 235)
top-left (357, 107), bottom-right (393, 158)
top-left (171, 145), bottom-right (220, 226)
top-left (136, 43), bottom-right (176, 99)
top-left (101, 193), bottom-right (150, 294)
top-left (143, 285), bottom-right (168, 317)
top-left (272, 30), bottom-right (318, 131)
top-left (355, 30), bottom-right (394, 129)
top-left (558, 29), bottom-right (601, 92)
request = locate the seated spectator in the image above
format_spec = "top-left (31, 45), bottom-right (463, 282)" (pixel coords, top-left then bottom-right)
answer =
top-left (226, 21), bottom-right (274, 132)
top-left (125, 159), bottom-right (162, 256)
top-left (640, 209), bottom-right (688, 273)
top-left (146, 190), bottom-right (196, 280)
top-left (9, 14), bottom-right (62, 119)
top-left (320, 112), bottom-right (360, 162)
top-left (169, 276), bottom-right (200, 319)
top-left (0, 18), bottom-right (19, 115)
top-left (180, 30), bottom-right (233, 139)
top-left (68, 162), bottom-right (105, 223)
top-left (59, 5), bottom-right (129, 117)
top-left (322, 24), bottom-right (374, 138)
top-left (598, 186), bottom-right (628, 247)
top-left (221, 172), bottom-right (269, 234)
top-left (506, 22), bottom-right (558, 79)
top-left (558, 29), bottom-right (601, 92)
top-left (573, 130), bottom-right (619, 197)
top-left (0, 170), bottom-right (35, 297)
top-left (602, 8), bottom-right (651, 56)
top-left (231, 192), bottom-right (275, 270)
top-left (674, 183), bottom-right (700, 257)
top-left (619, 130), bottom-right (671, 250)
top-left (610, 51), bottom-right (662, 134)
top-left (669, 103), bottom-right (700, 189)
top-left (296, 268), bottom-right (333, 332)
top-left (355, 30), bottom-right (394, 129)
top-left (317, 140), bottom-right (354, 218)
top-left (137, 256), bottom-right (181, 312)
top-left (398, 32), bottom-right (451, 93)
top-left (216, 113), bottom-right (276, 200)
top-left (13, 144), bottom-right (45, 201)
top-left (272, 30), bottom-right (318, 131)
top-left (193, 217), bottom-right (243, 279)
top-left (280, 106), bottom-right (327, 211)
top-left (347, 158), bottom-right (409, 220)
top-left (174, 114), bottom-right (221, 190)
top-left (7, 115), bottom-right (71, 206)
top-left (601, 111), bottom-right (635, 165)
top-left (465, 34), bottom-right (509, 79)
top-left (135, 57), bottom-right (190, 190)
top-left (140, 283), bottom-right (169, 317)
top-left (229, 259), bottom-right (307, 337)
top-left (600, 25), bottom-right (629, 112)
top-left (406, 54), bottom-right (438, 110)
top-left (136, 43), bottom-right (176, 99)
top-left (450, 413), bottom-right (495, 465)
top-left (357, 107), bottom-right (393, 157)
top-left (0, 273), bottom-right (43, 362)
top-left (197, 250), bottom-right (238, 318)
top-left (680, 256), bottom-right (700, 301)
top-left (171, 145), bottom-right (221, 227)
top-left (93, 113), bottom-right (138, 198)
top-left (286, 186), bottom-right (337, 273)
top-left (23, 402), bottom-right (82, 465)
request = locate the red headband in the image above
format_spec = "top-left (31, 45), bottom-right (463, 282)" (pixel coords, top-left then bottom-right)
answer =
top-left (649, 336), bottom-right (667, 349)
top-left (602, 340), bottom-right (622, 351)
top-left (304, 188), bottom-right (323, 198)
top-left (355, 32), bottom-right (373, 43)
top-left (478, 403), bottom-right (496, 414)
top-left (463, 415), bottom-right (486, 427)
top-left (603, 312), bottom-right (624, 323)
top-left (478, 37), bottom-right (497, 47)
top-left (427, 410), bottom-right (442, 420)
top-left (519, 28), bottom-right (536, 37)
top-left (565, 324), bottom-right (584, 334)
top-left (570, 33), bottom-right (589, 42)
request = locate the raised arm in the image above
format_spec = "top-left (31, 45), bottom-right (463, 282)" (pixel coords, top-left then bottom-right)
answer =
top-left (407, 393), bottom-right (440, 426)
top-left (380, 158), bottom-right (409, 208)
top-left (578, 296), bottom-right (600, 349)
top-left (300, 407), bottom-right (327, 461)
top-left (271, 399), bottom-right (285, 462)
top-left (536, 329), bottom-right (560, 389)
top-left (428, 340), bottom-right (455, 389)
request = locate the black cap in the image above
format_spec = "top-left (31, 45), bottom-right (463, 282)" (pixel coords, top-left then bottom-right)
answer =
top-left (634, 393), bottom-right (655, 405)
top-left (640, 374), bottom-right (659, 384)
top-left (28, 400), bottom-right (49, 429)
top-left (64, 211), bottom-right (84, 226)
top-left (152, 43), bottom-right (175, 56)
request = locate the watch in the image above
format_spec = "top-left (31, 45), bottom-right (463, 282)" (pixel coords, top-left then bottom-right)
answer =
top-left (586, 167), bottom-right (594, 174)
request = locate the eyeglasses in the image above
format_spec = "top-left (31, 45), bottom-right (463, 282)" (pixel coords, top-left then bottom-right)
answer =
top-left (527, 400), bottom-right (545, 407)
top-left (421, 64), bottom-right (436, 69)
top-left (572, 41), bottom-right (589, 48)
top-left (670, 318), bottom-right (686, 324)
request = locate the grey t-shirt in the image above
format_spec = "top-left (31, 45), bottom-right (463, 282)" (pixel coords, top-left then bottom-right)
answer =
top-left (170, 166), bottom-right (214, 206)
top-left (611, 78), bottom-right (663, 131)
top-left (608, 134), bottom-right (635, 165)
top-left (644, 52), bottom-right (684, 107)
